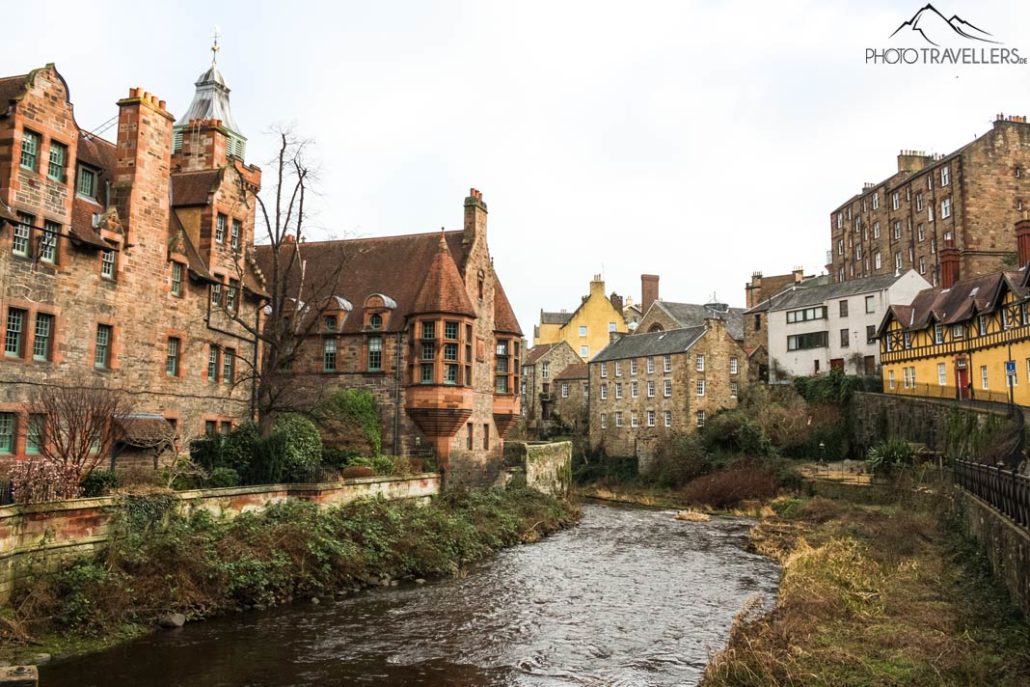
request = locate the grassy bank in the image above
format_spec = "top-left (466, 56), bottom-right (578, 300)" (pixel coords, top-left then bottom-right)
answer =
top-left (0, 486), bottom-right (578, 663)
top-left (703, 490), bottom-right (1030, 686)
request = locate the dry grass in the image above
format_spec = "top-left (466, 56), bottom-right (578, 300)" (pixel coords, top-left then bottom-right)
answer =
top-left (703, 494), bottom-right (1030, 686)
top-left (675, 509), bottom-right (711, 522)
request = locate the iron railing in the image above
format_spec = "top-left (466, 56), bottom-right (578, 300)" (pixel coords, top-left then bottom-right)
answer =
top-left (953, 459), bottom-right (1030, 529)
top-left (0, 480), bottom-right (12, 506)
top-left (883, 382), bottom-right (1013, 405)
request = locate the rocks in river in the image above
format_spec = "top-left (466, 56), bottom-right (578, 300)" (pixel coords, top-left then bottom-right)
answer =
top-left (311, 597), bottom-right (321, 605)
top-left (414, 578), bottom-right (426, 585)
top-left (379, 577), bottom-right (391, 587)
top-left (157, 613), bottom-right (186, 629)
top-left (675, 510), bottom-right (711, 523)
top-left (0, 665), bottom-right (38, 686)
top-left (30, 653), bottom-right (51, 665)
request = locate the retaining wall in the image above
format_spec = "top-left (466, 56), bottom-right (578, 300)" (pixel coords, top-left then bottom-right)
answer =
top-left (0, 474), bottom-right (439, 604)
top-left (954, 488), bottom-right (1030, 622)
top-left (503, 441), bottom-right (572, 498)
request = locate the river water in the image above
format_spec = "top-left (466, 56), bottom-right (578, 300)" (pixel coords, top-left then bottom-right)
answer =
top-left (41, 503), bottom-right (779, 687)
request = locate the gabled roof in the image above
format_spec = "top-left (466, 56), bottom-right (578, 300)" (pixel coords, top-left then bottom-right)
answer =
top-left (882, 269), bottom-right (1028, 334)
top-left (170, 211), bottom-right (216, 283)
top-left (0, 73), bottom-right (29, 109)
top-left (555, 362), bottom-right (588, 380)
top-left (493, 277), bottom-right (522, 335)
top-left (171, 169), bottom-right (222, 207)
top-left (254, 229), bottom-right (519, 335)
top-left (76, 131), bottom-right (116, 173)
top-left (411, 234), bottom-right (476, 317)
top-left (540, 311), bottom-right (573, 325)
top-left (592, 326), bottom-right (707, 363)
top-left (766, 272), bottom-right (905, 313)
top-left (525, 343), bottom-right (556, 364)
top-left (651, 301), bottom-right (745, 340)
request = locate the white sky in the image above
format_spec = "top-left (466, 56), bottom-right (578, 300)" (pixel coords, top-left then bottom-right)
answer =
top-left (11, 0), bottom-right (1030, 333)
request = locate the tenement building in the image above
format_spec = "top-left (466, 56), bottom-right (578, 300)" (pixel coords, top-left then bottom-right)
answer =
top-left (878, 219), bottom-right (1030, 404)
top-left (254, 189), bottom-right (523, 485)
top-left (829, 115), bottom-right (1030, 287)
top-left (742, 268), bottom-right (817, 382)
top-left (587, 319), bottom-right (745, 463)
top-left (757, 270), bottom-right (929, 381)
top-left (633, 274), bottom-right (745, 339)
top-left (0, 60), bottom-right (263, 465)
top-left (533, 274), bottom-right (627, 360)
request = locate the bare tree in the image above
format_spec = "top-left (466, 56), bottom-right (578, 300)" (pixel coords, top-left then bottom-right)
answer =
top-left (223, 129), bottom-right (350, 426)
top-left (31, 380), bottom-right (135, 482)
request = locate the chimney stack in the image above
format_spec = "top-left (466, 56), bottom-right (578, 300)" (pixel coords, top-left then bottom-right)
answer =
top-left (1017, 215), bottom-right (1030, 268)
top-left (792, 266), bottom-right (804, 284)
top-left (589, 273), bottom-right (605, 297)
top-left (463, 187), bottom-right (488, 246)
top-left (641, 274), bottom-right (659, 314)
top-left (940, 238), bottom-right (961, 288)
top-left (609, 291), bottom-right (624, 313)
top-left (113, 87), bottom-right (174, 246)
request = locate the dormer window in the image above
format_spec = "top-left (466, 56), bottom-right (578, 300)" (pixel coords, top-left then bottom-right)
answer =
top-left (324, 315), bottom-right (338, 332)
top-left (370, 313), bottom-right (382, 330)
top-left (76, 166), bottom-right (97, 199)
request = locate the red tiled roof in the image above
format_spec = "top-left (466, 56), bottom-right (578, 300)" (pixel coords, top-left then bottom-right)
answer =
top-left (525, 344), bottom-right (556, 364)
top-left (171, 169), bottom-right (222, 207)
top-left (0, 74), bottom-right (28, 109)
top-left (493, 275), bottom-right (522, 335)
top-left (555, 362), bottom-right (587, 380)
top-left (68, 197), bottom-right (113, 250)
top-left (411, 233), bottom-right (476, 317)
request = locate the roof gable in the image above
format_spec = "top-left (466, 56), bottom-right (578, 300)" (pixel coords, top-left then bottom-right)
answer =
top-left (593, 326), bottom-right (707, 362)
top-left (411, 234), bottom-right (476, 317)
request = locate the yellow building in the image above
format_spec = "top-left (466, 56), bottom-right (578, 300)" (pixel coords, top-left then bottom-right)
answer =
top-left (534, 275), bottom-right (628, 361)
top-left (878, 269), bottom-right (1030, 405)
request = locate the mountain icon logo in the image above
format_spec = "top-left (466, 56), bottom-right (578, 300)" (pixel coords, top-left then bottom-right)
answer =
top-left (890, 4), bottom-right (1000, 47)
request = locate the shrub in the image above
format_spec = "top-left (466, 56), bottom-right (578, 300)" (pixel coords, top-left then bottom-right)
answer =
top-left (313, 389), bottom-right (382, 458)
top-left (347, 454), bottom-right (398, 475)
top-left (80, 469), bottom-right (118, 497)
top-left (703, 410), bottom-right (775, 456)
top-left (207, 467), bottom-right (240, 488)
top-left (11, 458), bottom-right (81, 503)
top-left (269, 414), bottom-right (323, 482)
top-left (866, 438), bottom-right (914, 477)
top-left (644, 433), bottom-right (712, 488)
top-left (679, 465), bottom-right (780, 509)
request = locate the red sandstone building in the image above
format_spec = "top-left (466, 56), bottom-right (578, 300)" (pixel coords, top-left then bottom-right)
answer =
top-left (0, 60), bottom-right (522, 482)
top-left (0, 60), bottom-right (263, 466)
top-left (253, 189), bottom-right (524, 485)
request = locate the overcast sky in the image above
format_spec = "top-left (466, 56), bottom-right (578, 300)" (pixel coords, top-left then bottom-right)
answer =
top-left (12, 1), bottom-right (1030, 335)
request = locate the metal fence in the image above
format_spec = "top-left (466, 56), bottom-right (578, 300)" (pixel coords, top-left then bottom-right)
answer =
top-left (953, 459), bottom-right (1030, 529)
top-left (883, 382), bottom-right (1013, 405)
top-left (0, 480), bottom-right (12, 506)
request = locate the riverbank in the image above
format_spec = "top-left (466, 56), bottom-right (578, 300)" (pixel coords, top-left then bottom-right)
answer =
top-left (702, 490), bottom-right (1030, 686)
top-left (0, 486), bottom-right (579, 665)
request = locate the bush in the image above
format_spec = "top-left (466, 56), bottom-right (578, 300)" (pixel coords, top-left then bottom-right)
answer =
top-left (207, 467), bottom-right (240, 488)
top-left (347, 455), bottom-right (399, 475)
top-left (313, 389), bottom-right (382, 458)
top-left (269, 414), bottom-right (323, 482)
top-left (80, 469), bottom-right (118, 497)
top-left (866, 438), bottom-right (914, 477)
top-left (679, 465), bottom-right (780, 509)
top-left (703, 409), bottom-right (775, 457)
top-left (11, 458), bottom-right (81, 503)
top-left (644, 433), bottom-right (712, 488)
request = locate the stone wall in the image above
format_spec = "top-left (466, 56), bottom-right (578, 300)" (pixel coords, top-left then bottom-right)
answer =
top-left (0, 474), bottom-right (439, 604)
top-left (954, 489), bottom-right (1030, 622)
top-left (503, 441), bottom-right (571, 498)
top-left (850, 391), bottom-right (1007, 455)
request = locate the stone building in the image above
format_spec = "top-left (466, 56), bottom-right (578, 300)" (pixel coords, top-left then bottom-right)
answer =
top-left (829, 115), bottom-right (1030, 287)
top-left (533, 274), bottom-right (627, 360)
top-left (587, 319), bottom-right (745, 461)
top-left (0, 60), bottom-right (263, 466)
top-left (552, 362), bottom-right (589, 433)
top-left (633, 274), bottom-right (745, 339)
top-left (742, 269), bottom-right (824, 382)
top-left (253, 189), bottom-right (523, 486)
top-left (520, 341), bottom-right (581, 433)
top-left (759, 270), bottom-right (929, 382)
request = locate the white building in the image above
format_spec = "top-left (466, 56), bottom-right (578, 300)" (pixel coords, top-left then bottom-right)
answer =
top-left (757, 270), bottom-right (930, 381)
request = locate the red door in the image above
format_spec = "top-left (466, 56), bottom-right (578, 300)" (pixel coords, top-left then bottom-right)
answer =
top-left (956, 367), bottom-right (969, 400)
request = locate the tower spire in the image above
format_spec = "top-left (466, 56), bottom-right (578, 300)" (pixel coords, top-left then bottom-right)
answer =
top-left (211, 26), bottom-right (221, 65)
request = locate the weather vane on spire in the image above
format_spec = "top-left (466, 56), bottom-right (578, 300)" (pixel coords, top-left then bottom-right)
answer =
top-left (211, 25), bottom-right (221, 65)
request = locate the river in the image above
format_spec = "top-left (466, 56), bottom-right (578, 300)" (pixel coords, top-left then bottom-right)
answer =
top-left (41, 502), bottom-right (780, 687)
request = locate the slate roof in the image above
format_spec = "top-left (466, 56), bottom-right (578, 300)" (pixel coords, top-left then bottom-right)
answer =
top-left (540, 311), bottom-right (573, 325)
top-left (525, 344), bottom-right (556, 364)
top-left (0, 73), bottom-right (28, 108)
top-left (592, 326), bottom-right (707, 363)
top-left (883, 270), bottom-right (1027, 333)
top-left (555, 362), bottom-right (588, 380)
top-left (115, 413), bottom-right (173, 447)
top-left (253, 229), bottom-right (522, 336)
top-left (493, 278), bottom-right (521, 335)
top-left (764, 273), bottom-right (902, 312)
top-left (411, 234), bottom-right (476, 317)
top-left (69, 197), bottom-right (114, 249)
top-left (652, 301), bottom-right (745, 340)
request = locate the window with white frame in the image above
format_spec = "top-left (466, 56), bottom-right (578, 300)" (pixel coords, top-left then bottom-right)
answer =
top-left (729, 357), bottom-right (738, 375)
top-left (600, 362), bottom-right (607, 378)
top-left (865, 295), bottom-right (875, 313)
top-left (615, 361), bottom-right (622, 377)
top-left (631, 412), bottom-right (639, 428)
top-left (646, 357), bottom-right (654, 374)
top-left (938, 363), bottom-right (946, 386)
top-left (600, 383), bottom-right (608, 400)
top-left (630, 381), bottom-right (638, 398)
top-left (696, 410), bottom-right (705, 429)
top-left (608, 321), bottom-right (616, 332)
top-left (578, 325), bottom-right (587, 337)
top-left (919, 256), bottom-right (926, 274)
top-left (600, 414), bottom-right (607, 429)
top-left (874, 252), bottom-right (881, 270)
top-left (542, 361), bottom-right (550, 379)
top-left (891, 191), bottom-right (900, 210)
top-left (646, 410), bottom-right (655, 427)
top-left (953, 324), bottom-right (964, 339)
top-left (895, 252), bottom-right (903, 270)
top-left (615, 383), bottom-right (622, 399)
top-left (888, 369), bottom-right (895, 389)
top-left (928, 205), bottom-right (934, 222)
top-left (934, 324), bottom-right (944, 344)
top-left (941, 165), bottom-right (950, 186)
top-left (695, 354), bottom-right (704, 371)
top-left (941, 198), bottom-right (951, 219)
top-left (696, 379), bottom-right (705, 396)
top-left (561, 382), bottom-right (569, 398)
top-left (664, 379), bottom-right (672, 397)
top-left (630, 359), bottom-right (638, 375)
top-left (893, 221), bottom-right (901, 239)
top-left (647, 380), bottom-right (655, 398)
top-left (615, 411), bottom-right (623, 427)
top-left (873, 221), bottom-right (880, 239)
top-left (916, 193), bottom-right (924, 211)
top-left (981, 364), bottom-right (989, 390)
top-left (664, 410), bottom-right (672, 428)
top-left (663, 355), bottom-right (672, 373)
top-left (730, 382), bottom-right (738, 398)
top-left (580, 345), bottom-right (588, 357)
